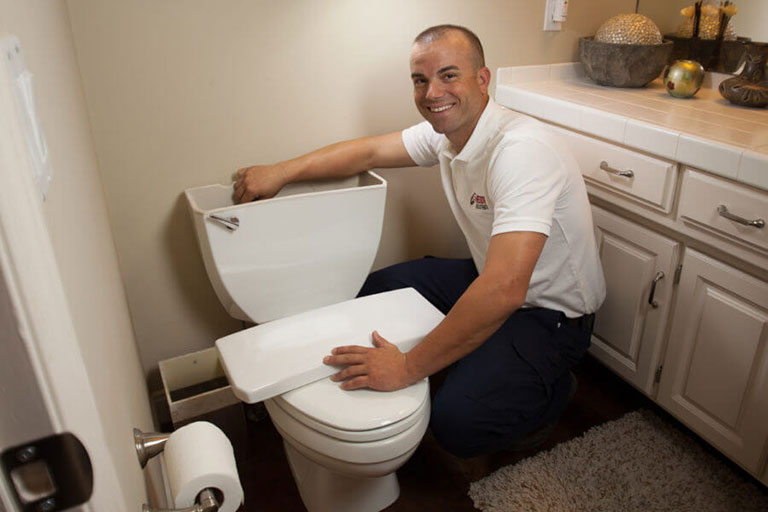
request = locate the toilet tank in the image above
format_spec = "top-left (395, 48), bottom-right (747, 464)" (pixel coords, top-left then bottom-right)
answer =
top-left (185, 172), bottom-right (386, 323)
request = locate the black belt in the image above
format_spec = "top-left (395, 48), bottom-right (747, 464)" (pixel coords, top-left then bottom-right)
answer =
top-left (564, 313), bottom-right (595, 331)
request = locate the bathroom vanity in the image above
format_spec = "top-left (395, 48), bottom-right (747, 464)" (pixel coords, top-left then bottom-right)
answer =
top-left (496, 63), bottom-right (768, 485)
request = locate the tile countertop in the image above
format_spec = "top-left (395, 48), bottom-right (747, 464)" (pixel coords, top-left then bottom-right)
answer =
top-left (495, 63), bottom-right (768, 192)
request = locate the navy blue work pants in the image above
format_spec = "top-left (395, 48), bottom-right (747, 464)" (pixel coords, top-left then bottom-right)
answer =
top-left (358, 257), bottom-right (592, 458)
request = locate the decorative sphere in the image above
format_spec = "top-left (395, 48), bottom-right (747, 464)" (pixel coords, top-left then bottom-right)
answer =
top-left (663, 60), bottom-right (705, 98)
top-left (595, 14), bottom-right (663, 45)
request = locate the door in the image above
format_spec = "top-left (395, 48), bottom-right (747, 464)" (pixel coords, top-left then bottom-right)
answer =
top-left (658, 248), bottom-right (768, 475)
top-left (0, 48), bottom-right (153, 510)
top-left (589, 205), bottom-right (680, 395)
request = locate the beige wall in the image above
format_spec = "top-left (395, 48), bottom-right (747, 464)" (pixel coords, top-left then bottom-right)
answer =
top-left (637, 0), bottom-right (690, 35)
top-left (0, 0), bottom-right (152, 507)
top-left (731, 0), bottom-right (768, 41)
top-left (65, 0), bottom-right (639, 377)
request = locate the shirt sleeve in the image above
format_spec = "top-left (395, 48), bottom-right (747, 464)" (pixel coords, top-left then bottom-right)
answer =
top-left (401, 121), bottom-right (442, 167)
top-left (488, 138), bottom-right (566, 237)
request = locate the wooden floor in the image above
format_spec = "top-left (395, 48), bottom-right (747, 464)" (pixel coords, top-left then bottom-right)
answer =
top-left (186, 355), bottom-right (656, 512)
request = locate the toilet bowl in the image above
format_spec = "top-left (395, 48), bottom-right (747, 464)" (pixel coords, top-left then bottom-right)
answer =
top-left (266, 377), bottom-right (431, 512)
top-left (185, 173), bottom-right (445, 512)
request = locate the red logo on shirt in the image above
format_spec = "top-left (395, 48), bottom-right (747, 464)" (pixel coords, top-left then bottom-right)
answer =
top-left (470, 193), bottom-right (489, 210)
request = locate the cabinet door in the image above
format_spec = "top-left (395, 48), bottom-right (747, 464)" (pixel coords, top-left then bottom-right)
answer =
top-left (658, 248), bottom-right (768, 475)
top-left (590, 206), bottom-right (680, 395)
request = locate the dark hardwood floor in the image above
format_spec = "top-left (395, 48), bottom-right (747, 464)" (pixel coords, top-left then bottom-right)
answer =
top-left (184, 355), bottom-right (654, 512)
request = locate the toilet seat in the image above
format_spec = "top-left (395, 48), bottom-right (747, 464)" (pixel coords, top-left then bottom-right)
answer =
top-left (274, 376), bottom-right (430, 442)
top-left (265, 389), bottom-right (430, 466)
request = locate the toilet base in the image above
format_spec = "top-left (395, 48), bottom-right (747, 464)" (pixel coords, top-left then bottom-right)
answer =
top-left (283, 440), bottom-right (400, 512)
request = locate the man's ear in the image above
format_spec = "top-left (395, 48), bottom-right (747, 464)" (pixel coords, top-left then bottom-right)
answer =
top-left (477, 66), bottom-right (491, 93)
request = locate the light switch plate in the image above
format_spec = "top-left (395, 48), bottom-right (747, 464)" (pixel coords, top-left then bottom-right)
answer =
top-left (543, 0), bottom-right (563, 31)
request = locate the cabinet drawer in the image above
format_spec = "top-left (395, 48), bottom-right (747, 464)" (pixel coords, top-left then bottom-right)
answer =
top-left (551, 125), bottom-right (678, 212)
top-left (678, 168), bottom-right (768, 255)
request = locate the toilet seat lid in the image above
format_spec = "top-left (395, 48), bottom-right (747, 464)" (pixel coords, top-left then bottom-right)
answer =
top-left (276, 376), bottom-right (429, 435)
top-left (216, 288), bottom-right (444, 404)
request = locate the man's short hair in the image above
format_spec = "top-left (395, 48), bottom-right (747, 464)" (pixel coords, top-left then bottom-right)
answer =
top-left (413, 25), bottom-right (485, 70)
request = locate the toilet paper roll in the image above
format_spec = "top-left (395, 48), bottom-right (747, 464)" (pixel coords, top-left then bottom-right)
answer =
top-left (163, 421), bottom-right (244, 512)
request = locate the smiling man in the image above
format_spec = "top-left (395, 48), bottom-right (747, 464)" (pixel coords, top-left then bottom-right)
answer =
top-left (234, 25), bottom-right (605, 457)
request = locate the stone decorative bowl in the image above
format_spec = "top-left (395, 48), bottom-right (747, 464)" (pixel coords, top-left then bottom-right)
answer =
top-left (579, 37), bottom-right (674, 87)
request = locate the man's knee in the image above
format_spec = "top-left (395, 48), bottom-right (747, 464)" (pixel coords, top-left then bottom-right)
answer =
top-left (429, 393), bottom-right (496, 458)
top-left (429, 395), bottom-right (483, 458)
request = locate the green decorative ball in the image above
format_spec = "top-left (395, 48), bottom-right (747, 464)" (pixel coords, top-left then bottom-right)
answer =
top-left (663, 60), bottom-right (705, 98)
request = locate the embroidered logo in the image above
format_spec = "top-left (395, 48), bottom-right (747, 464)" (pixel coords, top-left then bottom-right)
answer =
top-left (469, 193), bottom-right (489, 210)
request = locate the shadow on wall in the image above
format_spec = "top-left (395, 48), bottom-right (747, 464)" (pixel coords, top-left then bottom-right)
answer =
top-left (355, 63), bottom-right (470, 268)
top-left (403, 166), bottom-right (470, 261)
top-left (164, 193), bottom-right (241, 337)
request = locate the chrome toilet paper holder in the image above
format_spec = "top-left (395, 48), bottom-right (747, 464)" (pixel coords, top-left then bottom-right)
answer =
top-left (134, 428), bottom-right (222, 512)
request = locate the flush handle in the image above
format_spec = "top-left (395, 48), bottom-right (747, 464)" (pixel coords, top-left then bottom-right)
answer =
top-left (207, 214), bottom-right (240, 231)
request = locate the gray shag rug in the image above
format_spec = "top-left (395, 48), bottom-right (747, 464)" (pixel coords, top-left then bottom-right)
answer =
top-left (469, 410), bottom-right (768, 511)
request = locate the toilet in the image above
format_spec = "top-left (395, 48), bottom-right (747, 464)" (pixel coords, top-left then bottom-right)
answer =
top-left (185, 172), bottom-right (444, 512)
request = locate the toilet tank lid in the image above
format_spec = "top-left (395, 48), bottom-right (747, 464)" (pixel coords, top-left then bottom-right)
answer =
top-left (215, 288), bottom-right (445, 404)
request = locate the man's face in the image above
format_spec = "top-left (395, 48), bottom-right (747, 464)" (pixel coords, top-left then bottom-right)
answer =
top-left (410, 33), bottom-right (490, 149)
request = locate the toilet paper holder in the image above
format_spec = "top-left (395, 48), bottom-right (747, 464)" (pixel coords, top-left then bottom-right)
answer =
top-left (142, 489), bottom-right (220, 512)
top-left (134, 428), bottom-right (222, 512)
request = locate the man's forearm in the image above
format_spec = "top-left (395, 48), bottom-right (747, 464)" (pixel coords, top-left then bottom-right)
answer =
top-left (403, 231), bottom-right (546, 386)
top-left (235, 132), bottom-right (414, 203)
top-left (280, 138), bottom-right (382, 183)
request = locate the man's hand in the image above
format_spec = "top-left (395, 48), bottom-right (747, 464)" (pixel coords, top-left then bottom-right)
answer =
top-left (323, 331), bottom-right (413, 391)
top-left (233, 164), bottom-right (287, 203)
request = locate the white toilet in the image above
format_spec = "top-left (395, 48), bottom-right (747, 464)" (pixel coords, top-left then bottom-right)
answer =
top-left (185, 172), bottom-right (444, 512)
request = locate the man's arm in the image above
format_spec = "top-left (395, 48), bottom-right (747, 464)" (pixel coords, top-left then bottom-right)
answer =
top-left (234, 131), bottom-right (416, 203)
top-left (324, 230), bottom-right (547, 391)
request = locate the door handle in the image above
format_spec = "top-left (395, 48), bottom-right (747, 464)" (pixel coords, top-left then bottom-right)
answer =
top-left (648, 271), bottom-right (664, 309)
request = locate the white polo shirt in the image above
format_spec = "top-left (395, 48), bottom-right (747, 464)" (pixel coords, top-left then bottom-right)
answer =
top-left (401, 98), bottom-right (605, 317)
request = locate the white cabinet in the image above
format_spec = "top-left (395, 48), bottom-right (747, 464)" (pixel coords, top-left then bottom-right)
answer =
top-left (551, 124), bottom-right (679, 213)
top-left (582, 162), bottom-right (768, 480)
top-left (678, 168), bottom-right (768, 256)
top-left (658, 249), bottom-right (768, 474)
top-left (590, 206), bottom-right (680, 394)
top-left (496, 70), bottom-right (768, 484)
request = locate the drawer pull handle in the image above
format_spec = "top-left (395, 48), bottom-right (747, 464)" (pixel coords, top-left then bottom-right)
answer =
top-left (717, 205), bottom-right (765, 229)
top-left (648, 271), bottom-right (664, 309)
top-left (600, 161), bottom-right (634, 178)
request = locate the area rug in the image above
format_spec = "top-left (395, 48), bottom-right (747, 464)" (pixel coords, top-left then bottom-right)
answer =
top-left (469, 409), bottom-right (768, 511)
